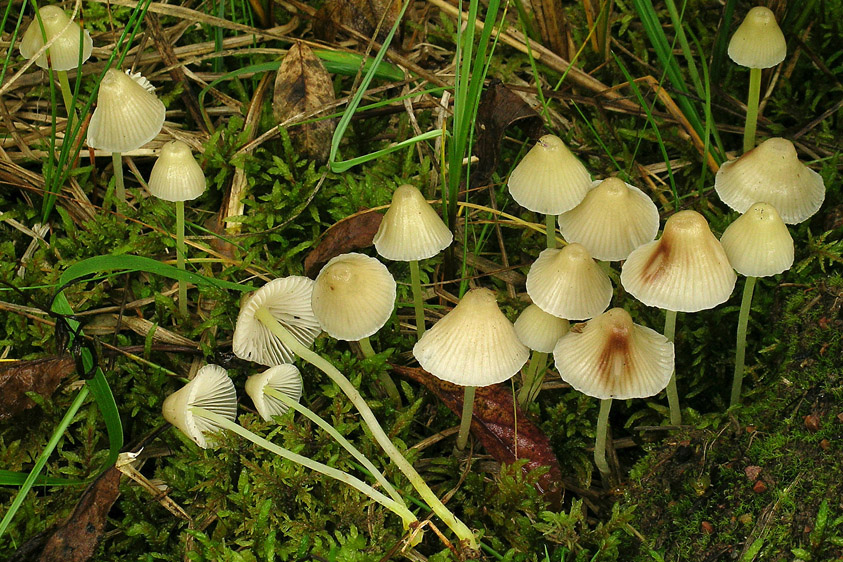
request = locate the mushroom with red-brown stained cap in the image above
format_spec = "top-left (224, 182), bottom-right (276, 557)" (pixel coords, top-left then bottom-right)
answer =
top-left (620, 210), bottom-right (736, 425)
top-left (553, 308), bottom-right (674, 480)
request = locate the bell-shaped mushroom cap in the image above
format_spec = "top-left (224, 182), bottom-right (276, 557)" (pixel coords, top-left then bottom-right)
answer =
top-left (714, 138), bottom-right (825, 224)
top-left (147, 140), bottom-right (206, 202)
top-left (233, 276), bottom-right (322, 366)
top-left (413, 288), bottom-right (529, 386)
top-left (311, 253), bottom-right (396, 341)
top-left (558, 178), bottom-right (660, 261)
top-left (553, 308), bottom-right (674, 400)
top-left (727, 6), bottom-right (786, 69)
top-left (621, 210), bottom-right (737, 313)
top-left (526, 243), bottom-right (613, 321)
top-left (507, 134), bottom-right (592, 215)
top-left (162, 364), bottom-right (237, 449)
top-left (19, 6), bottom-right (93, 71)
top-left (514, 304), bottom-right (570, 353)
top-left (87, 69), bottom-right (166, 153)
top-left (245, 364), bottom-right (303, 422)
top-left (373, 184), bottom-right (453, 261)
top-left (720, 202), bottom-right (794, 277)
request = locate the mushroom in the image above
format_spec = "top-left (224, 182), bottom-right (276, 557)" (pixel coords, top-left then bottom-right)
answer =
top-left (87, 68), bottom-right (166, 202)
top-left (19, 5), bottom-right (92, 116)
top-left (553, 308), bottom-right (674, 480)
top-left (372, 184), bottom-right (453, 338)
top-left (727, 6), bottom-right (786, 152)
top-left (526, 243), bottom-right (613, 321)
top-left (413, 288), bottom-right (529, 450)
top-left (558, 177), bottom-right (660, 261)
top-left (720, 202), bottom-right (793, 406)
top-left (162, 364), bottom-right (237, 449)
top-left (507, 134), bottom-right (592, 248)
top-left (148, 140), bottom-right (207, 316)
top-left (714, 137), bottom-right (825, 225)
top-left (513, 304), bottom-right (569, 407)
top-left (311, 252), bottom-right (400, 403)
top-left (620, 210), bottom-right (736, 425)
top-left (232, 276), bottom-right (322, 367)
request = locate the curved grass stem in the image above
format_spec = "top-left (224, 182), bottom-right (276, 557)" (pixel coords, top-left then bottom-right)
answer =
top-left (730, 276), bottom-right (757, 407)
top-left (192, 407), bottom-right (418, 531)
top-left (254, 308), bottom-right (476, 548)
top-left (263, 387), bottom-right (407, 508)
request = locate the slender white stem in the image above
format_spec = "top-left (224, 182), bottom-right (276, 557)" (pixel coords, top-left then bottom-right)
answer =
top-left (192, 407), bottom-right (417, 529)
top-left (594, 399), bottom-right (612, 480)
top-left (456, 386), bottom-right (476, 451)
top-left (113, 152), bottom-right (125, 202)
top-left (663, 310), bottom-right (681, 426)
top-left (263, 387), bottom-right (406, 508)
top-left (176, 200), bottom-right (188, 317)
top-left (254, 308), bottom-right (476, 548)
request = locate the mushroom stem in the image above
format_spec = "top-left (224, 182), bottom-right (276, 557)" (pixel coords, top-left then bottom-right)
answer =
top-left (112, 152), bottom-right (125, 202)
top-left (358, 337), bottom-right (402, 406)
top-left (176, 200), bottom-right (188, 317)
top-left (517, 350), bottom-right (548, 408)
top-left (545, 214), bottom-right (557, 248)
top-left (456, 385), bottom-right (476, 451)
top-left (263, 387), bottom-right (407, 509)
top-left (594, 398), bottom-right (612, 481)
top-left (56, 70), bottom-right (76, 122)
top-left (743, 68), bottom-right (762, 154)
top-left (409, 259), bottom-right (426, 338)
top-left (254, 308), bottom-right (476, 548)
top-left (730, 276), bottom-right (757, 407)
top-left (663, 309), bottom-right (682, 426)
top-left (192, 407), bottom-right (419, 532)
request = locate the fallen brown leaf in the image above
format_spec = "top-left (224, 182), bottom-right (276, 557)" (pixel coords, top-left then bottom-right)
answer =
top-left (273, 43), bottom-right (336, 163)
top-left (0, 356), bottom-right (76, 421)
top-left (472, 80), bottom-right (544, 187)
top-left (11, 466), bottom-right (121, 562)
top-left (393, 364), bottom-right (563, 508)
top-left (304, 210), bottom-right (383, 277)
top-left (313, 0), bottom-right (402, 43)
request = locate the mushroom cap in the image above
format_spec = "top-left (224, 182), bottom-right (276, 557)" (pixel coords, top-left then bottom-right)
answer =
top-left (620, 210), bottom-right (737, 312)
top-left (311, 253), bottom-right (396, 341)
top-left (507, 134), bottom-right (592, 215)
top-left (727, 6), bottom-right (786, 69)
top-left (558, 177), bottom-right (660, 261)
top-left (413, 288), bottom-right (529, 386)
top-left (373, 184), bottom-right (453, 261)
top-left (714, 138), bottom-right (825, 224)
top-left (87, 69), bottom-right (166, 153)
top-left (245, 364), bottom-right (303, 422)
top-left (553, 308), bottom-right (675, 400)
top-left (720, 202), bottom-right (794, 277)
top-left (526, 243), bottom-right (613, 321)
top-left (514, 304), bottom-right (570, 353)
top-left (19, 6), bottom-right (93, 71)
top-left (147, 140), bottom-right (206, 202)
top-left (233, 276), bottom-right (322, 366)
top-left (162, 364), bottom-right (237, 449)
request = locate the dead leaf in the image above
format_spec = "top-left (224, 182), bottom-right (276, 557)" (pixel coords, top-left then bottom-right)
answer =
top-left (393, 364), bottom-right (563, 508)
top-left (304, 210), bottom-right (383, 277)
top-left (0, 356), bottom-right (76, 421)
top-left (273, 43), bottom-right (336, 163)
top-left (313, 0), bottom-right (402, 43)
top-left (36, 466), bottom-right (121, 562)
top-left (472, 80), bottom-right (544, 187)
